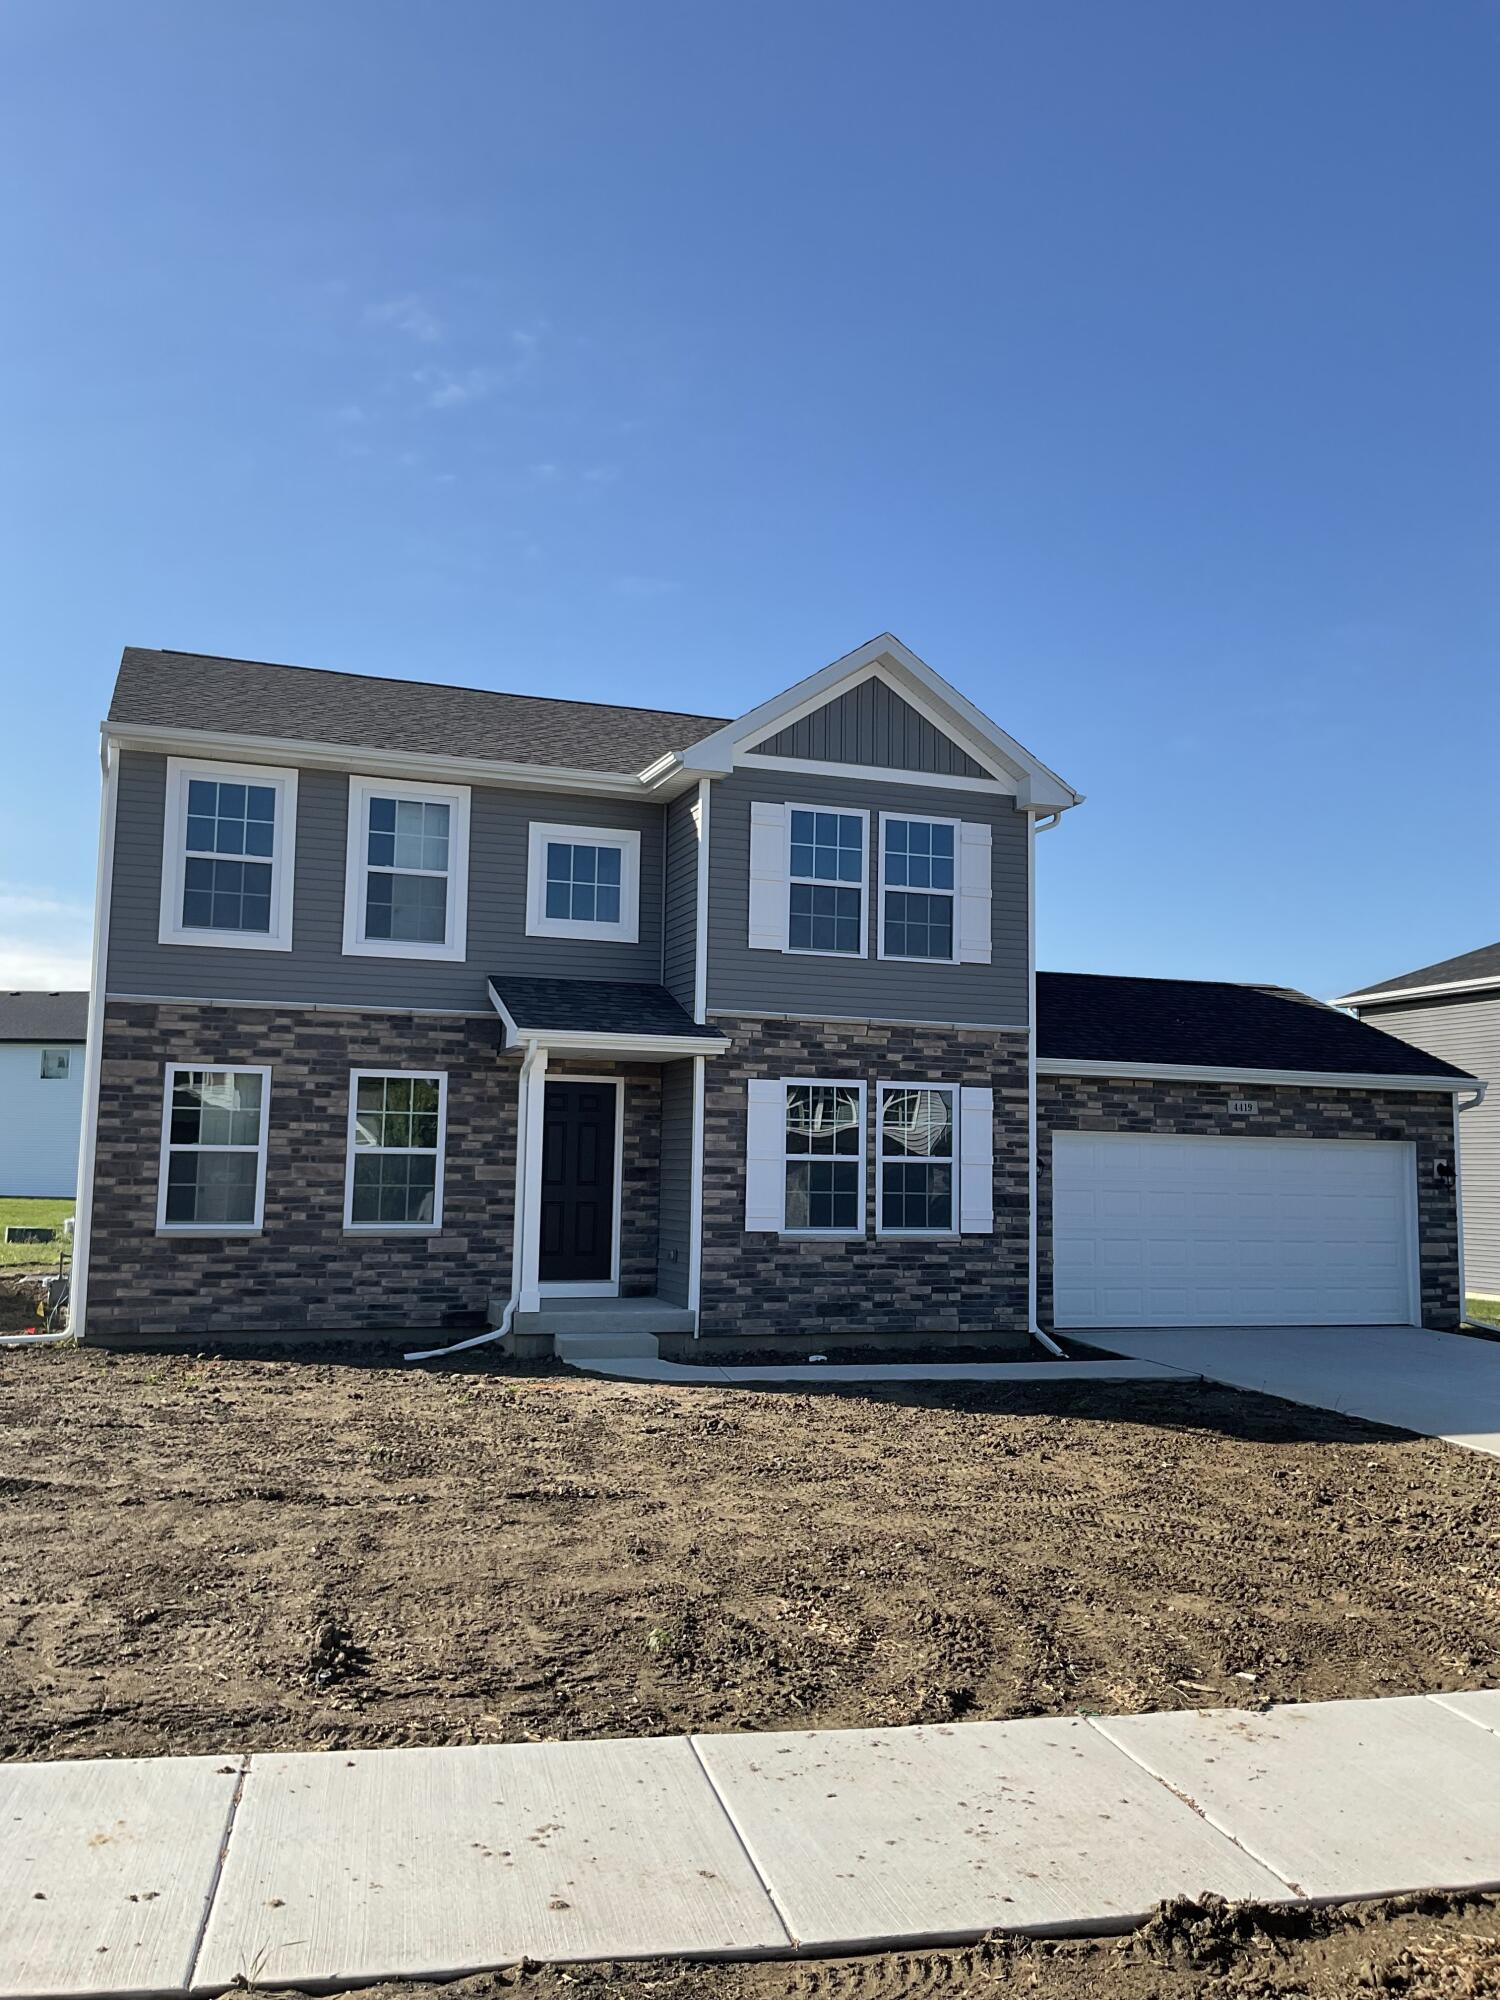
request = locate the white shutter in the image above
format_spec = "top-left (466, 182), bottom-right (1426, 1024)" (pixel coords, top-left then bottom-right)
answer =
top-left (747, 801), bottom-right (789, 951)
top-left (958, 1085), bottom-right (994, 1234)
top-left (745, 1079), bottom-right (785, 1232)
top-left (957, 821), bottom-right (992, 964)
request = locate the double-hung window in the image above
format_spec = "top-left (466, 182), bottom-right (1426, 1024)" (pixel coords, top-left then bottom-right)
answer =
top-left (787, 807), bottom-right (867, 955)
top-left (157, 1065), bottom-right (270, 1231)
top-left (782, 1081), bottom-right (865, 1233)
top-left (879, 814), bottom-right (957, 962)
top-left (525, 823), bottom-right (642, 942)
top-left (877, 1084), bottom-right (956, 1234)
top-left (344, 1071), bottom-right (447, 1229)
top-left (158, 759), bottom-right (298, 950)
top-left (344, 777), bottom-right (470, 961)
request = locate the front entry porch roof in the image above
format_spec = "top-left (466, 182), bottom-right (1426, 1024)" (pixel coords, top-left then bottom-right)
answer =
top-left (487, 975), bottom-right (728, 1058)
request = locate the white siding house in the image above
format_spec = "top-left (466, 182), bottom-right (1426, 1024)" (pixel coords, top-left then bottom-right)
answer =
top-left (0, 992), bottom-right (88, 1197)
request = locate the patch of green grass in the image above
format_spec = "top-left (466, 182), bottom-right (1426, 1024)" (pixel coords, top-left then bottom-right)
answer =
top-left (0, 1198), bottom-right (75, 1269)
top-left (1467, 1295), bottom-right (1500, 1329)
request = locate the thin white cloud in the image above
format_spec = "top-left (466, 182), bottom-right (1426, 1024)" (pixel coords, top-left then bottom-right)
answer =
top-left (0, 887), bottom-right (93, 989)
top-left (414, 365), bottom-right (502, 411)
top-left (366, 294), bottom-right (445, 343)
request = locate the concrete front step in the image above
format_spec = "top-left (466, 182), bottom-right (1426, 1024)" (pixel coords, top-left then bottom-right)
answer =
top-left (495, 1295), bottom-right (696, 1339)
top-left (554, 1330), bottom-right (662, 1362)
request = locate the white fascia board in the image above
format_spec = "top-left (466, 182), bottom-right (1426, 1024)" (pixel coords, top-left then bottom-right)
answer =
top-left (1037, 1056), bottom-right (1479, 1092)
top-left (104, 720), bottom-right (649, 799)
top-left (675, 634), bottom-right (1083, 808)
top-left (1336, 973), bottom-right (1500, 1007)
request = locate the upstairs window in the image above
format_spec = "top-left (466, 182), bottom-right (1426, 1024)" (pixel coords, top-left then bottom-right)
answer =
top-left (39, 1048), bottom-right (71, 1080)
top-left (787, 807), bottom-right (867, 955)
top-left (158, 759), bottom-right (298, 951)
top-left (526, 823), bottom-right (641, 942)
top-left (343, 777), bottom-right (470, 962)
top-left (156, 1065), bottom-right (270, 1231)
top-left (879, 814), bottom-right (957, 962)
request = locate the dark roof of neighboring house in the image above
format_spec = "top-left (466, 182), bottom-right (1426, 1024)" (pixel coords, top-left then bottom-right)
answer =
top-left (0, 991), bottom-right (88, 1042)
top-left (1338, 939), bottom-right (1500, 1003)
top-left (487, 976), bottom-right (724, 1041)
top-left (109, 648), bottom-right (731, 776)
top-left (1037, 972), bottom-right (1473, 1080)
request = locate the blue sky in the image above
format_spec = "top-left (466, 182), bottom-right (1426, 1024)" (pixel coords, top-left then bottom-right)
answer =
top-left (2, 0), bottom-right (1495, 995)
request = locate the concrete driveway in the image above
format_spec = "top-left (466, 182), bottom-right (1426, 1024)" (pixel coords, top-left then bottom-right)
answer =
top-left (1075, 1324), bottom-right (1500, 1458)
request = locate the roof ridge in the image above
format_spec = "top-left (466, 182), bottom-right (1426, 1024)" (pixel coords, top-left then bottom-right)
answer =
top-left (125, 647), bottom-right (731, 729)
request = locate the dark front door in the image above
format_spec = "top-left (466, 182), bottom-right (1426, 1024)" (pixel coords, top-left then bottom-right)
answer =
top-left (539, 1081), bottom-right (617, 1285)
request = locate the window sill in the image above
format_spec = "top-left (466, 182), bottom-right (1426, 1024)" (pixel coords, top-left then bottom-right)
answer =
top-left (158, 928), bottom-right (292, 953)
top-left (784, 946), bottom-right (868, 960)
top-left (778, 1229), bottom-right (866, 1241)
top-left (875, 1231), bottom-right (961, 1242)
top-left (524, 919), bottom-right (640, 945)
top-left (876, 952), bottom-right (959, 967)
top-left (342, 938), bottom-right (466, 963)
top-left (156, 1226), bottom-right (264, 1237)
top-left (342, 1225), bottom-right (445, 1236)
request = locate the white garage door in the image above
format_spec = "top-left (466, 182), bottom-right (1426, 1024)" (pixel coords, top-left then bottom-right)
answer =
top-left (1052, 1132), bottom-right (1418, 1328)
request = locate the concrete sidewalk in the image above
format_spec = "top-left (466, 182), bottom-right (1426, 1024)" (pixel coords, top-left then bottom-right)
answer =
top-left (5, 1689), bottom-right (1500, 1996)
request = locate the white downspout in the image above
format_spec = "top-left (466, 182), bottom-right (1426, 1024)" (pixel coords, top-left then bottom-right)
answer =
top-left (1457, 1080), bottom-right (1489, 1328)
top-left (405, 1036), bottom-right (541, 1362)
top-left (1028, 809), bottom-right (1066, 1358)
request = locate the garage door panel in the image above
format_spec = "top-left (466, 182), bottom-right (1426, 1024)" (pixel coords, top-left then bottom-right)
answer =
top-left (1052, 1133), bottom-right (1416, 1329)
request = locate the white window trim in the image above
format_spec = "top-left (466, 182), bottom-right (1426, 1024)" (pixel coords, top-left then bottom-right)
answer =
top-left (156, 1062), bottom-right (272, 1235)
top-left (524, 822), bottom-right (642, 944)
top-left (875, 811), bottom-right (960, 965)
top-left (342, 776), bottom-right (471, 963)
top-left (779, 1075), bottom-right (868, 1237)
top-left (785, 803), bottom-right (870, 958)
top-left (39, 1048), bottom-right (72, 1080)
top-left (875, 1080), bottom-right (960, 1238)
top-left (158, 757), bottom-right (298, 951)
top-left (343, 1068), bottom-right (449, 1233)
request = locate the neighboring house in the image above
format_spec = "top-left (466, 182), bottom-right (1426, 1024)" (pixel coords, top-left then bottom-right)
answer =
top-left (1337, 944), bottom-right (1499, 1304)
top-left (0, 991), bottom-right (88, 1198)
top-left (72, 636), bottom-right (1475, 1352)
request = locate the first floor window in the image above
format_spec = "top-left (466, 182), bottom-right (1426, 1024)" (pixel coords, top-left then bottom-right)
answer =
top-left (878, 1084), bottom-right (955, 1233)
top-left (40, 1048), bottom-right (71, 1080)
top-left (158, 1066), bottom-right (269, 1229)
top-left (345, 1071), bottom-right (447, 1228)
top-left (783, 1081), bottom-right (863, 1232)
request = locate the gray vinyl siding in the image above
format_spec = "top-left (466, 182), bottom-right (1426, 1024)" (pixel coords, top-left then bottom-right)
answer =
top-left (1361, 993), bottom-right (1500, 1297)
top-left (751, 678), bottom-right (989, 779)
top-left (107, 751), bottom-right (666, 1011)
top-left (656, 1056), bottom-right (694, 1304)
top-left (662, 788), bottom-right (699, 1014)
top-left (706, 767), bottom-right (1030, 1024)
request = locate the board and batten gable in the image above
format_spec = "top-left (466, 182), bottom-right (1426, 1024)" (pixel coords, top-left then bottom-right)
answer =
top-left (705, 765), bottom-right (1029, 1023)
top-left (1358, 991), bottom-right (1500, 1297)
top-left (106, 749), bottom-right (668, 1011)
top-left (750, 675), bottom-right (991, 779)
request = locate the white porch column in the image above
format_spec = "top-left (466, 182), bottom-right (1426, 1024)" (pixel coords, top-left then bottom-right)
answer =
top-left (518, 1043), bottom-right (549, 1314)
top-left (687, 1053), bottom-right (706, 1326)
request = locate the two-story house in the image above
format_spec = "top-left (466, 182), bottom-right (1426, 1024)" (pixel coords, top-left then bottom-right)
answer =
top-left (72, 635), bottom-right (1476, 1353)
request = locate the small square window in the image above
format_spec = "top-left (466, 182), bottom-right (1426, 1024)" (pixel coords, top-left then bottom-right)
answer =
top-left (39, 1048), bottom-right (70, 1081)
top-left (527, 824), bottom-right (640, 940)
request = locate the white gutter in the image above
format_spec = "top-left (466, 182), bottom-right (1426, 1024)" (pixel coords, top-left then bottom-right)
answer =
top-left (1036, 1058), bottom-right (1479, 1093)
top-left (405, 1037), bottom-right (542, 1362)
top-left (66, 737), bottom-right (120, 1343)
top-left (1456, 1080), bottom-right (1489, 1326)
top-left (1027, 809), bottom-right (1066, 1359)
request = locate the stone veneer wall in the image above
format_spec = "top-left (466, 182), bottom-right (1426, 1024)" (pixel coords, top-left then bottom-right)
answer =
top-left (695, 1015), bottom-right (1030, 1345)
top-left (84, 1002), bottom-right (661, 1344)
top-left (1036, 1074), bottom-right (1462, 1331)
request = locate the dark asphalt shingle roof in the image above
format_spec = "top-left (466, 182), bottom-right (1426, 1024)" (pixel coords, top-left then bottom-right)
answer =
top-left (1342, 939), bottom-right (1500, 1001)
top-left (0, 992), bottom-right (88, 1042)
top-left (487, 976), bottom-right (724, 1041)
top-left (109, 648), bottom-right (731, 776)
top-left (1037, 972), bottom-right (1472, 1081)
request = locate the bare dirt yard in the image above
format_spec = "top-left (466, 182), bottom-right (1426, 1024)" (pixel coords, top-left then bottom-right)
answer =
top-left (308, 1890), bottom-right (1500, 2000)
top-left (3, 1345), bottom-right (1499, 1763)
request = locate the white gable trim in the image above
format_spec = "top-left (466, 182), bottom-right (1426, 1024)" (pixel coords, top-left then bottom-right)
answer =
top-left (1337, 973), bottom-right (1500, 1008)
top-left (736, 752), bottom-right (1012, 795)
top-left (677, 636), bottom-right (1081, 812)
